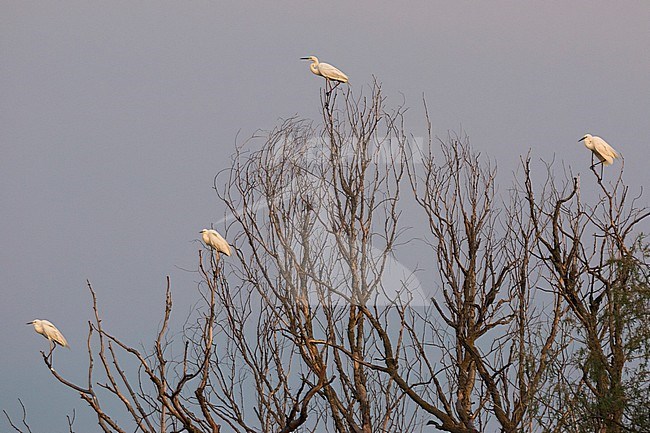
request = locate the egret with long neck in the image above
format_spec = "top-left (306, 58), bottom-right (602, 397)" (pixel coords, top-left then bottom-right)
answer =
top-left (578, 133), bottom-right (620, 168)
top-left (301, 56), bottom-right (348, 93)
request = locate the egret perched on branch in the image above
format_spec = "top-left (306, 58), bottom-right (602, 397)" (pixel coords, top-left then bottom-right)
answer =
top-left (27, 319), bottom-right (69, 353)
top-left (579, 134), bottom-right (620, 167)
top-left (301, 56), bottom-right (348, 91)
top-left (200, 229), bottom-right (231, 257)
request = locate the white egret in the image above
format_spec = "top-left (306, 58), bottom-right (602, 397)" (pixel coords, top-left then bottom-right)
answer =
top-left (200, 229), bottom-right (232, 257)
top-left (579, 134), bottom-right (620, 167)
top-left (27, 319), bottom-right (69, 352)
top-left (300, 56), bottom-right (348, 90)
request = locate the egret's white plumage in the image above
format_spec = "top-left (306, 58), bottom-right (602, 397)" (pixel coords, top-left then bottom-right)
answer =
top-left (300, 56), bottom-right (348, 84)
top-left (579, 134), bottom-right (619, 166)
top-left (200, 229), bottom-right (232, 257)
top-left (27, 319), bottom-right (69, 349)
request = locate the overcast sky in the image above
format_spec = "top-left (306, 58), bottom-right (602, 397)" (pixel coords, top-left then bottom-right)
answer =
top-left (2, 1), bottom-right (649, 431)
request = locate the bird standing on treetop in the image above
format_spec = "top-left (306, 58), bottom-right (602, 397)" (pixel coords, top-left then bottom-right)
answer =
top-left (200, 229), bottom-right (232, 257)
top-left (579, 134), bottom-right (620, 167)
top-left (301, 56), bottom-right (348, 87)
top-left (27, 319), bottom-right (69, 353)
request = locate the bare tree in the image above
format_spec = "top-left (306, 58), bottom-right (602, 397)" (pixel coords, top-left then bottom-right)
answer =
top-left (7, 81), bottom-right (648, 433)
top-left (325, 129), bottom-right (566, 433)
top-left (219, 83), bottom-right (416, 433)
top-left (221, 86), bottom-right (568, 433)
top-left (6, 248), bottom-right (330, 433)
top-left (521, 160), bottom-right (650, 433)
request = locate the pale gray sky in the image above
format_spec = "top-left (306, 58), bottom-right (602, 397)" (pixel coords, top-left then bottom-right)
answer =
top-left (2, 1), bottom-right (649, 430)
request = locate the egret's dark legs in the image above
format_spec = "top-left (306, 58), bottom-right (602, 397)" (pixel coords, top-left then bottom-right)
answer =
top-left (326, 81), bottom-right (341, 96)
top-left (47, 341), bottom-right (55, 364)
top-left (209, 249), bottom-right (221, 278)
top-left (324, 81), bottom-right (332, 105)
top-left (324, 80), bottom-right (341, 98)
top-left (590, 156), bottom-right (605, 177)
top-left (324, 81), bottom-right (343, 111)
